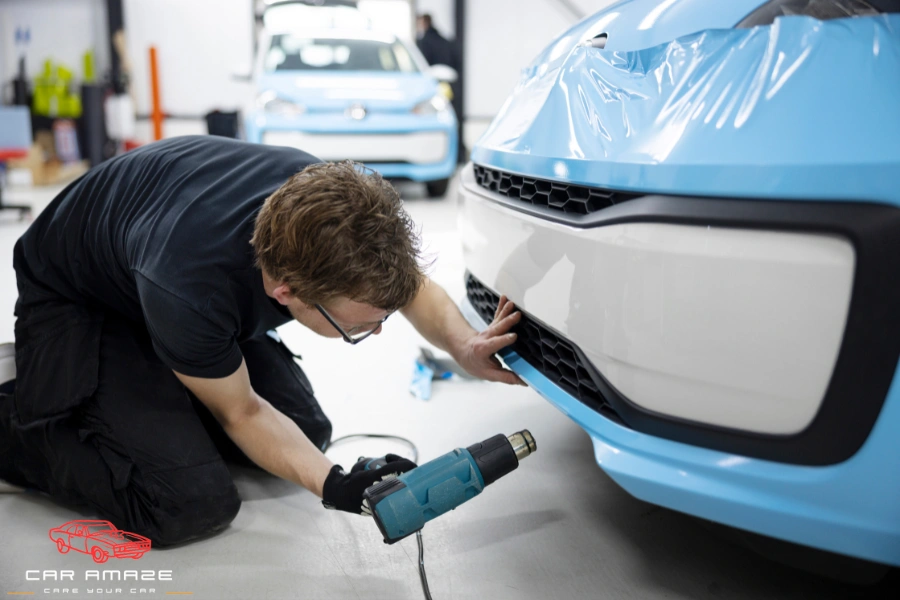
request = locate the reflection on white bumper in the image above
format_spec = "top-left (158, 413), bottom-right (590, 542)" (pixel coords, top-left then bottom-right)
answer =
top-left (262, 130), bottom-right (448, 165)
top-left (459, 165), bottom-right (855, 435)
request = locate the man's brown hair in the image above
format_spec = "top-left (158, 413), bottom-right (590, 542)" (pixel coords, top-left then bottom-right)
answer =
top-left (251, 161), bottom-right (426, 312)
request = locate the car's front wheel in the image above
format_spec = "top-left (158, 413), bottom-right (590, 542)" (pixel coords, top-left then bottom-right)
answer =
top-left (55, 538), bottom-right (69, 554)
top-left (426, 178), bottom-right (450, 198)
top-left (91, 546), bottom-right (109, 564)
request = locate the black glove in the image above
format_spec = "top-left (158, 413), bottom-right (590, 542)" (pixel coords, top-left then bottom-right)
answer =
top-left (321, 454), bottom-right (417, 515)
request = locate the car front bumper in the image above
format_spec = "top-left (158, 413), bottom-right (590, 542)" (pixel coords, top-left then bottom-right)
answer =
top-left (112, 549), bottom-right (147, 558)
top-left (458, 162), bottom-right (900, 566)
top-left (245, 111), bottom-right (458, 182)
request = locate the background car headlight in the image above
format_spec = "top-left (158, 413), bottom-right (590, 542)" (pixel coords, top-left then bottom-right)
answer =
top-left (412, 94), bottom-right (449, 116)
top-left (257, 91), bottom-right (306, 116)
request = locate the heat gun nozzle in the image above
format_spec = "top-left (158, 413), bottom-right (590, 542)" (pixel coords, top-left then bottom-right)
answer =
top-left (507, 430), bottom-right (536, 461)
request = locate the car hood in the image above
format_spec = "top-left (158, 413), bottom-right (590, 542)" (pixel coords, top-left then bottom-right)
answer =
top-left (473, 11), bottom-right (900, 205)
top-left (90, 531), bottom-right (148, 545)
top-left (558, 0), bottom-right (767, 53)
top-left (256, 71), bottom-right (438, 112)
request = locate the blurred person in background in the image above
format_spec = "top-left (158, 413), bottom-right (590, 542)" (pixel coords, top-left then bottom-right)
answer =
top-left (417, 13), bottom-right (466, 163)
top-left (416, 13), bottom-right (454, 68)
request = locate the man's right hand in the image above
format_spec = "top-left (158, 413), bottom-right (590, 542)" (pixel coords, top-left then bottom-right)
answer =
top-left (321, 454), bottom-right (417, 514)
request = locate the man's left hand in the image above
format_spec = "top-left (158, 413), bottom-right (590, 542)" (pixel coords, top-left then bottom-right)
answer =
top-left (453, 295), bottom-right (526, 386)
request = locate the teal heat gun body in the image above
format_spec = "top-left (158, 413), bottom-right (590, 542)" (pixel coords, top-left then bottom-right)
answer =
top-left (362, 430), bottom-right (536, 544)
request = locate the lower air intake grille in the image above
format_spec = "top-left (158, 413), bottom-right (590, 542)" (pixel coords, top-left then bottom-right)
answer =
top-left (473, 164), bottom-right (640, 215)
top-left (466, 274), bottom-right (619, 420)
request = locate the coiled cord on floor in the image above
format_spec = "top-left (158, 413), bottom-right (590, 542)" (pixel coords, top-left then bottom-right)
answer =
top-left (324, 434), bottom-right (433, 600)
top-left (325, 434), bottom-right (420, 461)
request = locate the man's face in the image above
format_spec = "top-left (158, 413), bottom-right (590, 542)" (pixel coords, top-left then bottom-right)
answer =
top-left (416, 17), bottom-right (427, 36)
top-left (285, 296), bottom-right (390, 341)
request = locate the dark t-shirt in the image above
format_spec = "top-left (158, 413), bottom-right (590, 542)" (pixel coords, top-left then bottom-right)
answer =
top-left (15, 136), bottom-right (319, 378)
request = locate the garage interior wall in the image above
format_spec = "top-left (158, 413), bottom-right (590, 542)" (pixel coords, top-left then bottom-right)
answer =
top-left (0, 0), bottom-right (108, 103)
top-left (1, 0), bottom-right (614, 147)
top-left (124, 0), bottom-right (255, 118)
top-left (123, 0), bottom-right (256, 141)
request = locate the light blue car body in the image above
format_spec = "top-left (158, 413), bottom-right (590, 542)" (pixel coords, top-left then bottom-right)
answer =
top-left (246, 49), bottom-right (457, 183)
top-left (469, 0), bottom-right (900, 567)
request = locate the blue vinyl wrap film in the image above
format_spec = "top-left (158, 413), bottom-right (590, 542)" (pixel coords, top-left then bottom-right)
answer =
top-left (473, 10), bottom-right (900, 205)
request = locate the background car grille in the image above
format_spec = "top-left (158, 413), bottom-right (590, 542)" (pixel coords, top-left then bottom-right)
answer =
top-left (466, 274), bottom-right (620, 421)
top-left (473, 164), bottom-right (640, 215)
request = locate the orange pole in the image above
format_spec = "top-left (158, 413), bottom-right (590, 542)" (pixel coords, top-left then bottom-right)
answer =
top-left (149, 46), bottom-right (163, 141)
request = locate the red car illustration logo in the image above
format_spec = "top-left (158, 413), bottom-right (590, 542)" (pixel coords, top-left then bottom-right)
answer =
top-left (48, 520), bottom-right (151, 564)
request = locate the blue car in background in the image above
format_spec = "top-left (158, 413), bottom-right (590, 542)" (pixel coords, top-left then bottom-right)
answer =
top-left (246, 27), bottom-right (458, 197)
top-left (459, 0), bottom-right (900, 572)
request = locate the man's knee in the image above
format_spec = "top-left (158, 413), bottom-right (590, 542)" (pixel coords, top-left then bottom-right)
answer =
top-left (142, 461), bottom-right (241, 547)
top-left (151, 494), bottom-right (241, 547)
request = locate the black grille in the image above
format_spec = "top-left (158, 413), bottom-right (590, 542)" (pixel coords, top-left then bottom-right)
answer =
top-left (473, 164), bottom-right (640, 215)
top-left (466, 274), bottom-right (618, 419)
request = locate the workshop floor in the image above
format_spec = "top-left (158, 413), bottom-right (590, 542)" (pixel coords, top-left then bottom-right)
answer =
top-left (0, 175), bottom-right (894, 600)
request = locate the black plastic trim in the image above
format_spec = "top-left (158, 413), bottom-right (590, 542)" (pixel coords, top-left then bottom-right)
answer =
top-left (466, 434), bottom-right (519, 486)
top-left (463, 192), bottom-right (900, 465)
top-left (363, 478), bottom-right (409, 544)
top-left (472, 164), bottom-right (641, 216)
top-left (466, 276), bottom-right (624, 423)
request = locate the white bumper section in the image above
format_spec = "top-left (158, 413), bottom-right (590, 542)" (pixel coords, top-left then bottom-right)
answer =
top-left (459, 165), bottom-right (855, 435)
top-left (262, 130), bottom-right (448, 165)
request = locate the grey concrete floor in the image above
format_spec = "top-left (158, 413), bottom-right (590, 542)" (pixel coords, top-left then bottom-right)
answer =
top-left (0, 175), bottom-right (895, 599)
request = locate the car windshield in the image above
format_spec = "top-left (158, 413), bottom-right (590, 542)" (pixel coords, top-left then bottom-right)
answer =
top-left (265, 35), bottom-right (418, 73)
top-left (737, 0), bottom-right (896, 27)
top-left (88, 524), bottom-right (116, 534)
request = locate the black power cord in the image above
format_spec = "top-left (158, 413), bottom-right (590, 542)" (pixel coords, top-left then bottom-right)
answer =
top-left (325, 433), bottom-right (420, 461)
top-left (324, 434), bottom-right (433, 600)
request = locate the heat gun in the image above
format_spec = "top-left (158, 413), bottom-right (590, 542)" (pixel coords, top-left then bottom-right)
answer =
top-left (361, 430), bottom-right (536, 544)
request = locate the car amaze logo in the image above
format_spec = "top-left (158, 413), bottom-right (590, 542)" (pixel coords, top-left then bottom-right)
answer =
top-left (6, 520), bottom-right (185, 597)
top-left (49, 519), bottom-right (151, 564)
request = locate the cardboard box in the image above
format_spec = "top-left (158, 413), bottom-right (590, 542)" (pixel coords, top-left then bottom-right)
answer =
top-left (7, 143), bottom-right (88, 186)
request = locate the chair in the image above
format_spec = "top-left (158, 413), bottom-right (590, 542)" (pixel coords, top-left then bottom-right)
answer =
top-left (0, 106), bottom-right (33, 220)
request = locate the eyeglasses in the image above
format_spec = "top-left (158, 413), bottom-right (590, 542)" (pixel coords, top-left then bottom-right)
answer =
top-left (315, 304), bottom-right (391, 345)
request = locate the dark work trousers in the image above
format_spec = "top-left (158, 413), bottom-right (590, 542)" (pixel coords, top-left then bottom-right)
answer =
top-left (0, 256), bottom-right (332, 547)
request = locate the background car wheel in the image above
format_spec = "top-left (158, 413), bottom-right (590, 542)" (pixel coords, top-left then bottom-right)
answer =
top-left (131, 553), bottom-right (144, 559)
top-left (55, 538), bottom-right (69, 554)
top-left (91, 546), bottom-right (109, 564)
top-left (426, 178), bottom-right (449, 198)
